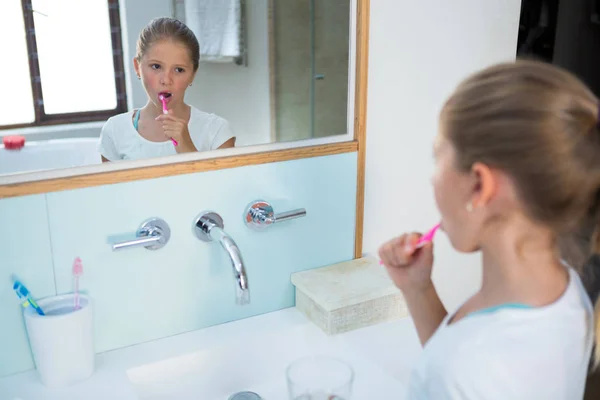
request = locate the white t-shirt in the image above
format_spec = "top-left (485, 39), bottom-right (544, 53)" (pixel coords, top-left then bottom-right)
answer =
top-left (407, 266), bottom-right (594, 400)
top-left (98, 106), bottom-right (234, 161)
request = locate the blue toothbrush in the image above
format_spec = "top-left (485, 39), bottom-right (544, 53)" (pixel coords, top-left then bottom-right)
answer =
top-left (12, 280), bottom-right (45, 316)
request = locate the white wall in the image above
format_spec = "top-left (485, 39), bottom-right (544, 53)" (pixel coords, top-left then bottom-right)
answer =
top-left (186, 1), bottom-right (271, 147)
top-left (362, 0), bottom-right (522, 310)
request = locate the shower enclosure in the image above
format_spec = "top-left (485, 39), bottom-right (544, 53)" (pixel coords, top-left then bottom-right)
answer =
top-left (269, 0), bottom-right (351, 141)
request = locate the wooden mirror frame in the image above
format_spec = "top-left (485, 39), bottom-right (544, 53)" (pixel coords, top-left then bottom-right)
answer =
top-left (0, 0), bottom-right (369, 257)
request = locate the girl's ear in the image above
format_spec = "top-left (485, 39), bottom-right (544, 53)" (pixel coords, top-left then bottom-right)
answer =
top-left (133, 57), bottom-right (141, 78)
top-left (189, 70), bottom-right (197, 87)
top-left (470, 162), bottom-right (497, 208)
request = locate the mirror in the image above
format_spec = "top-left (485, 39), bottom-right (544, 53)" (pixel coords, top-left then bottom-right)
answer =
top-left (0, 0), bottom-right (354, 178)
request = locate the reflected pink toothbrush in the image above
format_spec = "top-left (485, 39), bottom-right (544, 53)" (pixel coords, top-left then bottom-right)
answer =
top-left (158, 94), bottom-right (178, 146)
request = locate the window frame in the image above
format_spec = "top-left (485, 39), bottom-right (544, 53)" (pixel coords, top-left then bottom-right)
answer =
top-left (1, 0), bottom-right (127, 131)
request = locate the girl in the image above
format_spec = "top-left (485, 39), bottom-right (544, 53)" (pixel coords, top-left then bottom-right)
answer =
top-left (99, 17), bottom-right (235, 162)
top-left (379, 60), bottom-right (600, 399)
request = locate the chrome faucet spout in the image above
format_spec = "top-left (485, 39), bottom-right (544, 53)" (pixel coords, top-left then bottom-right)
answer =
top-left (194, 212), bottom-right (250, 305)
top-left (210, 226), bottom-right (249, 305)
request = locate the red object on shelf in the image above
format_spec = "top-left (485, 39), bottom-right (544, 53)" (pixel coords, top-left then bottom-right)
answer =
top-left (2, 135), bottom-right (26, 150)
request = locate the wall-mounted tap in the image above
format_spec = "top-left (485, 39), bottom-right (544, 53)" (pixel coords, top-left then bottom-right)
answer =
top-left (193, 212), bottom-right (250, 305)
top-left (110, 218), bottom-right (171, 251)
top-left (245, 200), bottom-right (306, 230)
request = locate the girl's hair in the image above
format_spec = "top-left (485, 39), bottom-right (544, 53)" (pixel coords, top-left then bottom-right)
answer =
top-left (136, 17), bottom-right (200, 72)
top-left (441, 60), bottom-right (600, 365)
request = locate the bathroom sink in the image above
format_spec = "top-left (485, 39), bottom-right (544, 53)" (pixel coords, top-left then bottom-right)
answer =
top-left (126, 324), bottom-right (338, 399)
top-left (0, 308), bottom-right (413, 400)
top-left (126, 319), bottom-right (405, 400)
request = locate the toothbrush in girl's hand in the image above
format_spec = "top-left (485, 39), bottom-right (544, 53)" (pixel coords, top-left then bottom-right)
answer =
top-left (414, 223), bottom-right (441, 249)
top-left (158, 94), bottom-right (178, 146)
top-left (379, 222), bottom-right (441, 265)
top-left (72, 257), bottom-right (83, 310)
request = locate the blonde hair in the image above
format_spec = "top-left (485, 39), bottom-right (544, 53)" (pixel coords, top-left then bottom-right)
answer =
top-left (442, 60), bottom-right (600, 365)
top-left (136, 17), bottom-right (200, 72)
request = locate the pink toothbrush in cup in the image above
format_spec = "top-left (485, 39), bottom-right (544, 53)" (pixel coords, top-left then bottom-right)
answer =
top-left (158, 93), bottom-right (178, 146)
top-left (72, 257), bottom-right (83, 310)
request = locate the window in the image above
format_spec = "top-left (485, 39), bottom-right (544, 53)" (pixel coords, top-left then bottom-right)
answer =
top-left (1, 0), bottom-right (127, 130)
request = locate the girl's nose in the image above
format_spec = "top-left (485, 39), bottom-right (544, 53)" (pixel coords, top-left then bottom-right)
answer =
top-left (160, 71), bottom-right (173, 85)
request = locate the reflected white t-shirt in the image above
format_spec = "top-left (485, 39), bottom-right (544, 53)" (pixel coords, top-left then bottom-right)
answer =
top-left (98, 106), bottom-right (234, 161)
top-left (407, 266), bottom-right (594, 400)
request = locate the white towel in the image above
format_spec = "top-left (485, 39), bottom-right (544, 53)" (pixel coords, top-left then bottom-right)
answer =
top-left (185, 0), bottom-right (241, 63)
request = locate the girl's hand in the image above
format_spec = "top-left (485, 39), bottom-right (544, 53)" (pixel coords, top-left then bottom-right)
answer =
top-left (155, 110), bottom-right (197, 153)
top-left (378, 232), bottom-right (434, 293)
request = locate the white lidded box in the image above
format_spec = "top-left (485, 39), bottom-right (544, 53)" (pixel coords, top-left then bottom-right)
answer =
top-left (23, 294), bottom-right (95, 388)
top-left (291, 256), bottom-right (409, 335)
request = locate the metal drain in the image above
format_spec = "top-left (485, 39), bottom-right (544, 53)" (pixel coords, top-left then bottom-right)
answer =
top-left (228, 391), bottom-right (262, 400)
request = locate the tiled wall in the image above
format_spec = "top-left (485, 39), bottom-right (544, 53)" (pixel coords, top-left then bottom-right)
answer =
top-left (0, 152), bottom-right (357, 377)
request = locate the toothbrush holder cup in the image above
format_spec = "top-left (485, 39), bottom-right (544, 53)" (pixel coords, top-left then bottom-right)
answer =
top-left (23, 293), bottom-right (95, 388)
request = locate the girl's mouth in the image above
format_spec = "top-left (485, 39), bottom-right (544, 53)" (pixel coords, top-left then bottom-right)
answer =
top-left (158, 92), bottom-right (172, 102)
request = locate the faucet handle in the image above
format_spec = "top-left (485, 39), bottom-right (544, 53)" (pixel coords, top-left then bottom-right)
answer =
top-left (111, 218), bottom-right (171, 251)
top-left (244, 200), bottom-right (306, 230)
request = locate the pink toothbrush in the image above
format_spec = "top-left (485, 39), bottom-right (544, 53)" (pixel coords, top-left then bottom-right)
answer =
top-left (158, 94), bottom-right (178, 146)
top-left (414, 223), bottom-right (441, 249)
top-left (379, 222), bottom-right (442, 265)
top-left (72, 257), bottom-right (83, 310)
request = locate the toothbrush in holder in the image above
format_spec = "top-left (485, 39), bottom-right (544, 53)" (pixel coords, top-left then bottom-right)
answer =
top-left (12, 278), bottom-right (45, 316)
top-left (158, 94), bottom-right (178, 146)
top-left (72, 257), bottom-right (83, 310)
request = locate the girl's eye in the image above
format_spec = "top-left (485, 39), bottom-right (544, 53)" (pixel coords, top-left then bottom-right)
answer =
top-left (175, 67), bottom-right (185, 73)
top-left (151, 64), bottom-right (160, 70)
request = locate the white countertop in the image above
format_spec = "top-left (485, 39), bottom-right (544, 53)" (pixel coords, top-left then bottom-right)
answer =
top-left (0, 308), bottom-right (423, 400)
